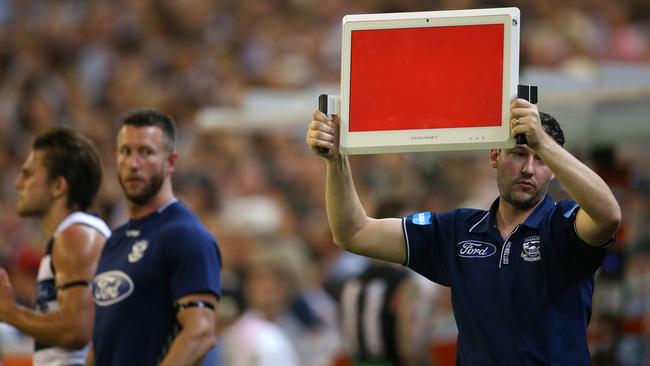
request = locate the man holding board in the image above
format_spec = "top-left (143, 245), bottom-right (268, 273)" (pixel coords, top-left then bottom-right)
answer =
top-left (305, 98), bottom-right (621, 364)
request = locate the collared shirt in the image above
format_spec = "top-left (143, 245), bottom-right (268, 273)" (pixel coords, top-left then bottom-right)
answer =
top-left (403, 195), bottom-right (612, 366)
top-left (92, 200), bottom-right (221, 366)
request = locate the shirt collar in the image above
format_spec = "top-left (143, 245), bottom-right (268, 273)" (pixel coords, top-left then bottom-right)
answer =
top-left (468, 195), bottom-right (556, 233)
top-left (157, 197), bottom-right (178, 213)
top-left (127, 198), bottom-right (178, 226)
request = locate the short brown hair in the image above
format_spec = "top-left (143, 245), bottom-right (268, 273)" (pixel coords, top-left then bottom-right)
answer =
top-left (33, 127), bottom-right (102, 211)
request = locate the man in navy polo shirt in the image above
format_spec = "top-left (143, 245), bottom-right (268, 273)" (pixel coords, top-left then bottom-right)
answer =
top-left (306, 98), bottom-right (621, 365)
top-left (87, 109), bottom-right (221, 366)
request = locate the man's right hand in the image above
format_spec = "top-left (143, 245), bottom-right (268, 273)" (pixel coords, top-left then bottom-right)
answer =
top-left (306, 110), bottom-right (340, 160)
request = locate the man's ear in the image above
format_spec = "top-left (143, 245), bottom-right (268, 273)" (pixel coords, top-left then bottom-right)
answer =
top-left (51, 176), bottom-right (69, 201)
top-left (489, 149), bottom-right (500, 168)
top-left (166, 151), bottom-right (178, 175)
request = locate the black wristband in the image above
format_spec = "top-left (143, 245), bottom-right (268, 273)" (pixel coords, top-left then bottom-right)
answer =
top-left (174, 300), bottom-right (216, 312)
top-left (57, 280), bottom-right (90, 290)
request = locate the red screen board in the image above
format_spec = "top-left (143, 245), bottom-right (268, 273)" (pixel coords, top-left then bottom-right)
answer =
top-left (349, 24), bottom-right (504, 132)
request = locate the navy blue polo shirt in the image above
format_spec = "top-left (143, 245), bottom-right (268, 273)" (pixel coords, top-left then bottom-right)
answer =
top-left (92, 199), bottom-right (222, 366)
top-left (404, 195), bottom-right (612, 366)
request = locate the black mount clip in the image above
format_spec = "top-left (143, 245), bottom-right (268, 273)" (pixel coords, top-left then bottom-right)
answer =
top-left (516, 85), bottom-right (538, 145)
top-left (315, 93), bottom-right (331, 155)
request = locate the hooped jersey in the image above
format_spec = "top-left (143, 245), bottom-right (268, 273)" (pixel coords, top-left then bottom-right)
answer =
top-left (34, 212), bottom-right (110, 366)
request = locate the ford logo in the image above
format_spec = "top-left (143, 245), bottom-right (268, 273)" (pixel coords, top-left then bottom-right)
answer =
top-left (92, 270), bottom-right (134, 306)
top-left (457, 241), bottom-right (497, 258)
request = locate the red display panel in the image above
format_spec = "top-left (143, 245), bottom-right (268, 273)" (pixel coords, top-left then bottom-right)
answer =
top-left (349, 24), bottom-right (504, 132)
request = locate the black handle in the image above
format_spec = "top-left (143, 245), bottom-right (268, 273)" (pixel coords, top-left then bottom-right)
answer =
top-left (515, 133), bottom-right (527, 145)
top-left (315, 94), bottom-right (330, 155)
top-left (516, 85), bottom-right (538, 145)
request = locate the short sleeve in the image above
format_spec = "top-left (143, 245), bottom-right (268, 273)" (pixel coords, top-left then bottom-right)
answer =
top-left (549, 201), bottom-right (612, 277)
top-left (159, 224), bottom-right (222, 301)
top-left (403, 211), bottom-right (455, 286)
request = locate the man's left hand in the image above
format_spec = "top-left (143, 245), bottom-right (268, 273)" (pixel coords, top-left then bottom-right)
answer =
top-left (0, 268), bottom-right (17, 321)
top-left (510, 98), bottom-right (555, 150)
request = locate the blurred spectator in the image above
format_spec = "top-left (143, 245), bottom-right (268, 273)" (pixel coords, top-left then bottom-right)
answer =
top-left (336, 199), bottom-right (434, 365)
top-left (218, 242), bottom-right (300, 366)
top-left (219, 241), bottom-right (340, 366)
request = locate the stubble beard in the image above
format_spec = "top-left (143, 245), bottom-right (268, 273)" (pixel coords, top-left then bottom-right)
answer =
top-left (501, 181), bottom-right (549, 210)
top-left (16, 202), bottom-right (44, 218)
top-left (15, 193), bottom-right (49, 218)
top-left (119, 170), bottom-right (165, 206)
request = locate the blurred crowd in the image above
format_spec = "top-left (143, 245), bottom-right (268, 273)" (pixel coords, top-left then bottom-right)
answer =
top-left (0, 0), bottom-right (649, 365)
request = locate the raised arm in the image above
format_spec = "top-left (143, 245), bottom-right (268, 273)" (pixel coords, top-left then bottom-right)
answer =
top-left (0, 225), bottom-right (105, 348)
top-left (510, 99), bottom-right (621, 246)
top-left (306, 111), bottom-right (406, 263)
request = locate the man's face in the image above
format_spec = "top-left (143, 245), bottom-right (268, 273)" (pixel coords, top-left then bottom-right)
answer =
top-left (490, 146), bottom-right (555, 210)
top-left (14, 150), bottom-right (55, 217)
top-left (116, 125), bottom-right (174, 205)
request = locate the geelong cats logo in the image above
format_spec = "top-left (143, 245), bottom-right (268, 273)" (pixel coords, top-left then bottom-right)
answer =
top-left (521, 236), bottom-right (541, 262)
top-left (128, 240), bottom-right (149, 263)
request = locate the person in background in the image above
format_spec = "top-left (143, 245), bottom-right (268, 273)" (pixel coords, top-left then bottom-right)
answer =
top-left (337, 199), bottom-right (433, 366)
top-left (219, 243), bottom-right (299, 366)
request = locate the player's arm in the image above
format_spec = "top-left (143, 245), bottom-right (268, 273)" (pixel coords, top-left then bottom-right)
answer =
top-left (0, 225), bottom-right (105, 348)
top-left (159, 293), bottom-right (218, 366)
top-left (306, 111), bottom-right (406, 263)
top-left (511, 99), bottom-right (621, 246)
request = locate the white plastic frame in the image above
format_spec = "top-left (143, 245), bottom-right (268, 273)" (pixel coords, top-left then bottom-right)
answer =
top-left (339, 7), bottom-right (520, 154)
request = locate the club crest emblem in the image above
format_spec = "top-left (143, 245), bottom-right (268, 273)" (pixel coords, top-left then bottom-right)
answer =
top-left (521, 236), bottom-right (541, 262)
top-left (128, 240), bottom-right (149, 263)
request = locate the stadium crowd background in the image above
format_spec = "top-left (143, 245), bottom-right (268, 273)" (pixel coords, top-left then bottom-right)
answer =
top-left (0, 0), bottom-right (648, 365)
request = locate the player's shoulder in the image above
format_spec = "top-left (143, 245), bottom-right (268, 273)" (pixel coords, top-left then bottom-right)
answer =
top-left (161, 200), bottom-right (200, 224)
top-left (54, 221), bottom-right (107, 256)
top-left (441, 207), bottom-right (489, 225)
top-left (55, 211), bottom-right (111, 238)
top-left (159, 204), bottom-right (213, 240)
top-left (57, 211), bottom-right (108, 237)
top-left (455, 207), bottom-right (489, 220)
top-left (147, 201), bottom-right (216, 251)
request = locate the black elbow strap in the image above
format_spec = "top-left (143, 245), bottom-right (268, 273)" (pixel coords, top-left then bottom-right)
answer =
top-left (174, 300), bottom-right (216, 312)
top-left (57, 280), bottom-right (91, 290)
